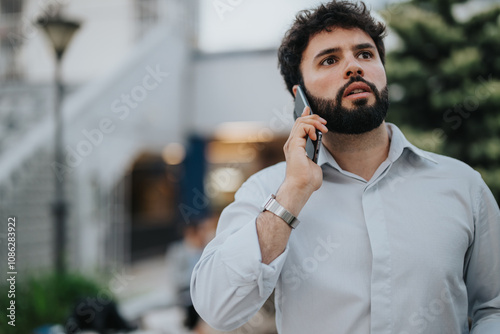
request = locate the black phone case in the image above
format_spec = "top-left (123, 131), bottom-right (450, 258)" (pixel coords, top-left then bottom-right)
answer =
top-left (293, 86), bottom-right (322, 163)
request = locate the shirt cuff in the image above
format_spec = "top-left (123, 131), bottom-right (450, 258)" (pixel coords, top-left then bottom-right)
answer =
top-left (220, 218), bottom-right (289, 298)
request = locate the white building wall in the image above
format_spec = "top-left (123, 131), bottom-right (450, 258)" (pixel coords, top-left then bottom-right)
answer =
top-left (192, 50), bottom-right (295, 136)
top-left (63, 21), bottom-right (192, 271)
top-left (0, 0), bottom-right (306, 273)
top-left (0, 0), bottom-right (195, 273)
top-left (20, 0), bottom-right (134, 83)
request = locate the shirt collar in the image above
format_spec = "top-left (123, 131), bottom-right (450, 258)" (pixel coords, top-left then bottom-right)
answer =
top-left (386, 123), bottom-right (438, 164)
top-left (317, 122), bottom-right (438, 169)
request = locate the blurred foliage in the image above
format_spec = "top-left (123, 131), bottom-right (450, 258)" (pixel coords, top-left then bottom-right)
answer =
top-left (0, 272), bottom-right (107, 333)
top-left (382, 0), bottom-right (500, 202)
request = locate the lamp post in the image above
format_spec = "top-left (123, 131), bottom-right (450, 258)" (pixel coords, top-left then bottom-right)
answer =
top-left (37, 15), bottom-right (80, 274)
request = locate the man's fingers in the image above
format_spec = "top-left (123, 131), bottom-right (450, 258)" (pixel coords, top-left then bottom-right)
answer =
top-left (302, 106), bottom-right (311, 117)
top-left (305, 124), bottom-right (320, 141)
top-left (293, 118), bottom-right (328, 136)
top-left (294, 114), bottom-right (327, 130)
top-left (300, 107), bottom-right (327, 124)
top-left (289, 123), bottom-right (321, 144)
top-left (285, 112), bottom-right (327, 157)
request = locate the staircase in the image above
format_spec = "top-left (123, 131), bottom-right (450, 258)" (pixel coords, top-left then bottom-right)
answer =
top-left (0, 0), bottom-right (197, 275)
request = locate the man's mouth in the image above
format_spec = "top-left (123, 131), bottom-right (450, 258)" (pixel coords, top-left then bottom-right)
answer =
top-left (343, 82), bottom-right (372, 100)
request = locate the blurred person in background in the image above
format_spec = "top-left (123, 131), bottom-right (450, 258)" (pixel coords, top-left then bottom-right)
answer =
top-left (190, 1), bottom-right (500, 333)
top-left (166, 214), bottom-right (216, 333)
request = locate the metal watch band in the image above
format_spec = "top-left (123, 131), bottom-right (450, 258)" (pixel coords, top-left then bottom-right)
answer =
top-left (261, 194), bottom-right (300, 229)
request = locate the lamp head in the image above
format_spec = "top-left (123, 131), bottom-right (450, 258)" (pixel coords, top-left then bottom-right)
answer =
top-left (37, 16), bottom-right (81, 60)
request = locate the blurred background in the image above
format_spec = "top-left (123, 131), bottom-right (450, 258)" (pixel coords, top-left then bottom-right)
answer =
top-left (0, 0), bottom-right (498, 333)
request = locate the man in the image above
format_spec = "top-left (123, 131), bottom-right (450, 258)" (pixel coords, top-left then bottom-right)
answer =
top-left (190, 1), bottom-right (500, 333)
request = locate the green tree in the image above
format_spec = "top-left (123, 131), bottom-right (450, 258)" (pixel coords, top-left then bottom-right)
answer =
top-left (382, 0), bottom-right (500, 202)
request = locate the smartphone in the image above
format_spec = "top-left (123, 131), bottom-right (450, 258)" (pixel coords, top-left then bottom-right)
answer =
top-left (293, 85), bottom-right (322, 163)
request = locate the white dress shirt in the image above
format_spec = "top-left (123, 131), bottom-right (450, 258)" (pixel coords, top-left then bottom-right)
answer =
top-left (191, 123), bottom-right (500, 333)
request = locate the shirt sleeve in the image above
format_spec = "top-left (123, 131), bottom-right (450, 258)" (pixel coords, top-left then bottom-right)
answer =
top-left (190, 171), bottom-right (288, 331)
top-left (466, 174), bottom-right (500, 333)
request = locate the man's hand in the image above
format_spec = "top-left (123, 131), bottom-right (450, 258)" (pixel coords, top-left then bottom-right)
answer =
top-left (257, 107), bottom-right (327, 264)
top-left (282, 106), bottom-right (328, 202)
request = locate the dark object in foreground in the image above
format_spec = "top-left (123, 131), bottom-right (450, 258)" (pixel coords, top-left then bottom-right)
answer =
top-left (65, 299), bottom-right (137, 334)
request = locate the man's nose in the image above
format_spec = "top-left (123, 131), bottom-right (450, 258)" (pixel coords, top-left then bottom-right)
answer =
top-left (344, 58), bottom-right (364, 79)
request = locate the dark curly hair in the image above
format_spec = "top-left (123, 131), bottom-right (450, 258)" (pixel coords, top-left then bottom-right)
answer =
top-left (278, 1), bottom-right (387, 96)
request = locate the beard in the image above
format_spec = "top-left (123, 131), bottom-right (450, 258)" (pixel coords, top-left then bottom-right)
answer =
top-left (303, 76), bottom-right (389, 135)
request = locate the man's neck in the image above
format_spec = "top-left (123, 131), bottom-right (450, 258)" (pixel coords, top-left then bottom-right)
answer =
top-left (322, 122), bottom-right (390, 181)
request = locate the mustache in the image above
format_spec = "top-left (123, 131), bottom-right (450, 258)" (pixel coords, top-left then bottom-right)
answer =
top-left (338, 76), bottom-right (379, 98)
top-left (302, 75), bottom-right (383, 110)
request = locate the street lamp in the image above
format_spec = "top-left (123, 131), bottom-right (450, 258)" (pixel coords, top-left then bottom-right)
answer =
top-left (37, 15), bottom-right (80, 274)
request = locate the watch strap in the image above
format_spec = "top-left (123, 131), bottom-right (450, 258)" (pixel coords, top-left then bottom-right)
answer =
top-left (261, 194), bottom-right (300, 229)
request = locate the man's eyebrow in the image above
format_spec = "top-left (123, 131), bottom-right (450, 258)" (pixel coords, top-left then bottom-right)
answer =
top-left (312, 43), bottom-right (376, 61)
top-left (353, 43), bottom-right (376, 51)
top-left (313, 47), bottom-right (341, 61)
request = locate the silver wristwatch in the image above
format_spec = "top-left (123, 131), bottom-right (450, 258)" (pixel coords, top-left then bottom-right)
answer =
top-left (261, 194), bottom-right (300, 229)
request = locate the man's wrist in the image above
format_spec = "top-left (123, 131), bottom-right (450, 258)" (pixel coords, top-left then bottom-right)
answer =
top-left (275, 180), bottom-right (314, 217)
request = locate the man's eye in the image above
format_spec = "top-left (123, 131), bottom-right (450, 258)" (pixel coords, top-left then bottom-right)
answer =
top-left (358, 51), bottom-right (373, 59)
top-left (321, 57), bottom-right (336, 66)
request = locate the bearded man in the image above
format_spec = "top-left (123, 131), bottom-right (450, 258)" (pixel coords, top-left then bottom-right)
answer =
top-left (190, 1), bottom-right (500, 333)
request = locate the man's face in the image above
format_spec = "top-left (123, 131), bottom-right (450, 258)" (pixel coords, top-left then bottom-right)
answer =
top-left (298, 27), bottom-right (389, 134)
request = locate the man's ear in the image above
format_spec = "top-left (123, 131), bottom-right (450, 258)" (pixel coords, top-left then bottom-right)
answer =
top-left (292, 85), bottom-right (299, 98)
